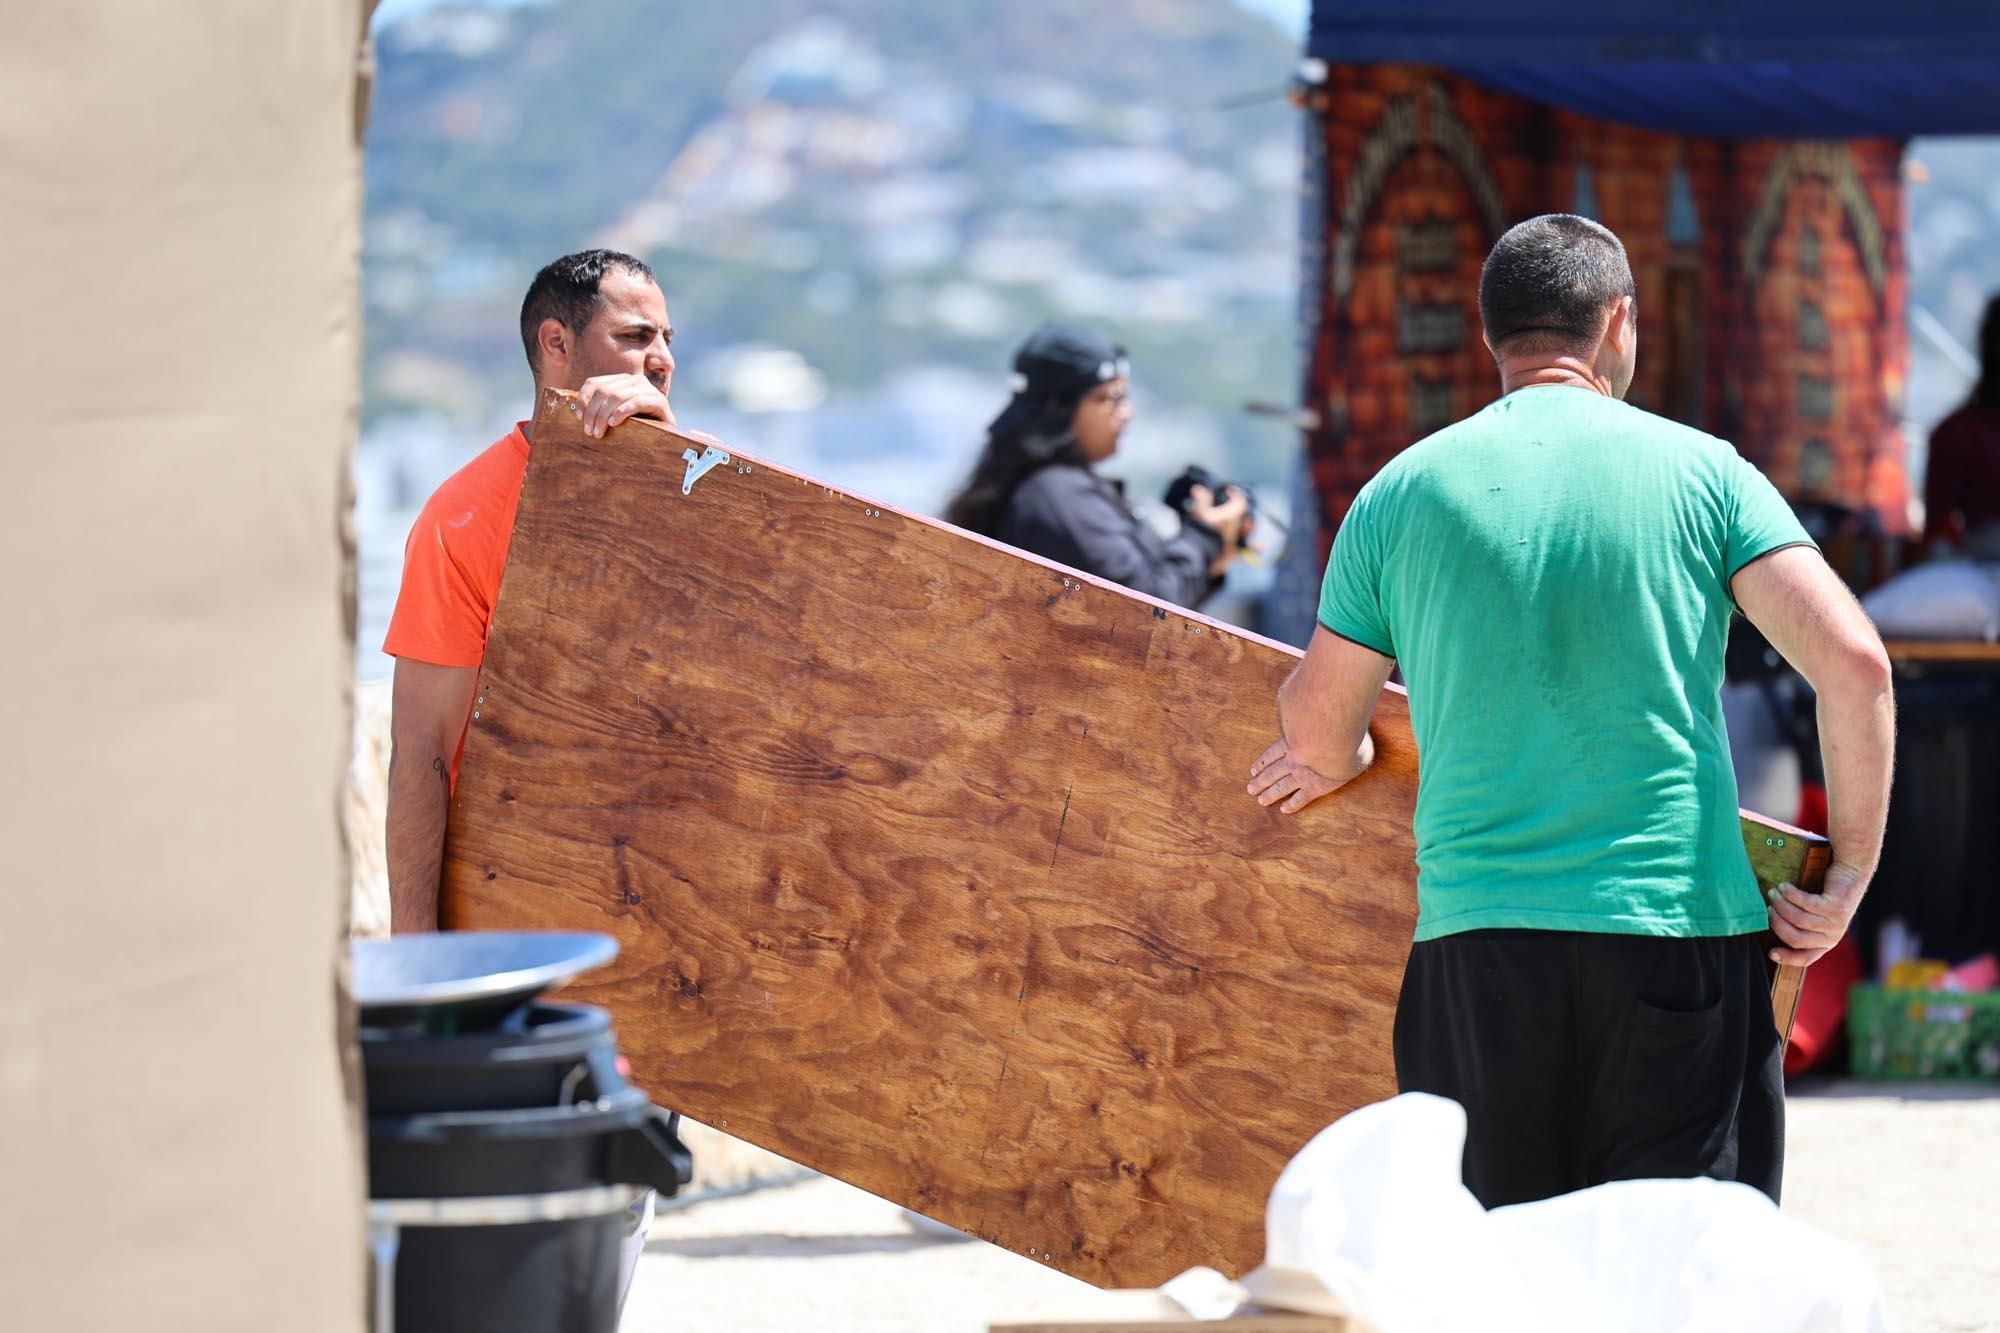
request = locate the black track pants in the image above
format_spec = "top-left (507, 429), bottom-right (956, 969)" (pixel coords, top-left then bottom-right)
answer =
top-left (1392, 928), bottom-right (1784, 1209)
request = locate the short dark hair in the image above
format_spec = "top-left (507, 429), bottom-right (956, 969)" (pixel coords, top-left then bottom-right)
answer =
top-left (519, 249), bottom-right (657, 375)
top-left (1478, 214), bottom-right (1635, 357)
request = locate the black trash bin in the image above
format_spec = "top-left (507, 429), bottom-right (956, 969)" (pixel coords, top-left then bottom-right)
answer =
top-left (1863, 664), bottom-right (2000, 970)
top-left (355, 932), bottom-right (693, 1333)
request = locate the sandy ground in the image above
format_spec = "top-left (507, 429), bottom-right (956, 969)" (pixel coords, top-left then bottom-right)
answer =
top-left (1781, 1081), bottom-right (2000, 1333)
top-left (620, 1080), bottom-right (2000, 1333)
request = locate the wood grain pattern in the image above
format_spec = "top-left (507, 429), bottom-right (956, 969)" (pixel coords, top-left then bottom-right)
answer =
top-left (1880, 640), bottom-right (2000, 663)
top-left (445, 392), bottom-right (1421, 1287)
top-left (443, 390), bottom-right (1827, 1286)
top-left (1739, 813), bottom-right (1832, 1043)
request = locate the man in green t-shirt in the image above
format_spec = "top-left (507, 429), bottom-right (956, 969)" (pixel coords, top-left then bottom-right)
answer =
top-left (1247, 214), bottom-right (1895, 1207)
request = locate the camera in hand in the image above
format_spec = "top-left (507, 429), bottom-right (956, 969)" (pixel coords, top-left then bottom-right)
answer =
top-left (1164, 465), bottom-right (1254, 549)
top-left (1163, 465), bottom-right (1288, 566)
top-left (1168, 464), bottom-right (1280, 552)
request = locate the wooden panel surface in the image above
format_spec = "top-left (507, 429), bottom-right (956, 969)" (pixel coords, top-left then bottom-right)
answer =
top-left (444, 390), bottom-right (1828, 1286)
top-left (1881, 640), bottom-right (2000, 663)
top-left (1741, 814), bottom-right (1833, 1043)
top-left (446, 393), bottom-right (1420, 1286)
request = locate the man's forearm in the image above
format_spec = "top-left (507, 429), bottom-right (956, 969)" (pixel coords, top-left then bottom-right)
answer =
top-left (1816, 660), bottom-right (1896, 879)
top-left (386, 747), bottom-right (451, 933)
top-left (1277, 668), bottom-right (1368, 774)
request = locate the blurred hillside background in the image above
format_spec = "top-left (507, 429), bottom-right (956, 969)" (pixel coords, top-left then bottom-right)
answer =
top-left (354, 0), bottom-right (2000, 679)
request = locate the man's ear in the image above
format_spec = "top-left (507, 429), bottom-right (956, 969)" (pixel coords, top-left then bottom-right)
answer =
top-left (1587, 297), bottom-right (1625, 368)
top-left (1607, 296), bottom-right (1635, 354)
top-left (536, 317), bottom-right (570, 373)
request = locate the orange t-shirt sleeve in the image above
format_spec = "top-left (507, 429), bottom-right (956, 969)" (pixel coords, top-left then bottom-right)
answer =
top-left (382, 488), bottom-right (497, 669)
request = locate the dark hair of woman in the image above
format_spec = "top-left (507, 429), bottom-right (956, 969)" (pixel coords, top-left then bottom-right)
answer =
top-left (1975, 293), bottom-right (2000, 409)
top-left (943, 391), bottom-right (1090, 536)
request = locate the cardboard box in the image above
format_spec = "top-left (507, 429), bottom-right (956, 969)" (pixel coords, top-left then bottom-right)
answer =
top-left (992, 1312), bottom-right (1352, 1320)
top-left (989, 1288), bottom-right (1359, 1332)
top-left (993, 1317), bottom-right (1354, 1333)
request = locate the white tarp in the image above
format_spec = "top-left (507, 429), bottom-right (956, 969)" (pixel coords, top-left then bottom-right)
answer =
top-left (1860, 560), bottom-right (2000, 642)
top-left (1171, 1094), bottom-right (1887, 1332)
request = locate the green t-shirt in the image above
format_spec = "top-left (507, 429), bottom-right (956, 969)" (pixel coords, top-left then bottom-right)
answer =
top-left (1317, 385), bottom-right (1815, 942)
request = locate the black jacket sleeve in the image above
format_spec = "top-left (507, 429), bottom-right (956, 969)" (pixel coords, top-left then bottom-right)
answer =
top-left (997, 466), bottom-right (1224, 609)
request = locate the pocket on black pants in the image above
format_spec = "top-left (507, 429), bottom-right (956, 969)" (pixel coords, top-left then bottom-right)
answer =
top-left (1598, 992), bottom-right (1740, 1181)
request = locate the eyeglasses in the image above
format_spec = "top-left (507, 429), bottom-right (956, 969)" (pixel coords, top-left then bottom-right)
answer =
top-left (1086, 387), bottom-right (1130, 408)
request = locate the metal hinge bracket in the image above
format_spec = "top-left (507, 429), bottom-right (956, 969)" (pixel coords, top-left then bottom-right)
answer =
top-left (681, 445), bottom-right (732, 496)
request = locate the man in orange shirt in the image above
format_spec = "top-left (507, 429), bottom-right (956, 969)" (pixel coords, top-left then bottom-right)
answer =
top-left (384, 248), bottom-right (680, 934)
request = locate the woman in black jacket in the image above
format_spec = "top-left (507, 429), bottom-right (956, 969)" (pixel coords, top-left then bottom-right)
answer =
top-left (944, 322), bottom-right (1246, 608)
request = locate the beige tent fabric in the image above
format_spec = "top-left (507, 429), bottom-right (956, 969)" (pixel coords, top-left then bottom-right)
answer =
top-left (0, 3), bottom-right (372, 1331)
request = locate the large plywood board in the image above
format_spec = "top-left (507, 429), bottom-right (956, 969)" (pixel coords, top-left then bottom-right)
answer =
top-left (444, 390), bottom-right (1824, 1287)
top-left (446, 392), bottom-right (1418, 1285)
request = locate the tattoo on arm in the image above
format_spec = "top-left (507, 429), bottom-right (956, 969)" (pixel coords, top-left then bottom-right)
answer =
top-left (432, 758), bottom-right (447, 787)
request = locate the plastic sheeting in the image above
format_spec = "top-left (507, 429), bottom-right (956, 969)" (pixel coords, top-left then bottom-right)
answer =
top-left (0, 3), bottom-right (371, 1330)
top-left (1307, 2), bottom-right (2000, 137)
top-left (1228, 1094), bottom-right (1888, 1332)
top-left (1861, 562), bottom-right (2000, 641)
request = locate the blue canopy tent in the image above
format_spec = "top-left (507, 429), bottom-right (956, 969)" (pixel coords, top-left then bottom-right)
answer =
top-left (1304, 3), bottom-right (2000, 138)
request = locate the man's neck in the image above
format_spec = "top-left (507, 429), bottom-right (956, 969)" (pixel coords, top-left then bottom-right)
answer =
top-left (523, 382), bottom-right (549, 442)
top-left (1496, 358), bottom-right (1616, 398)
